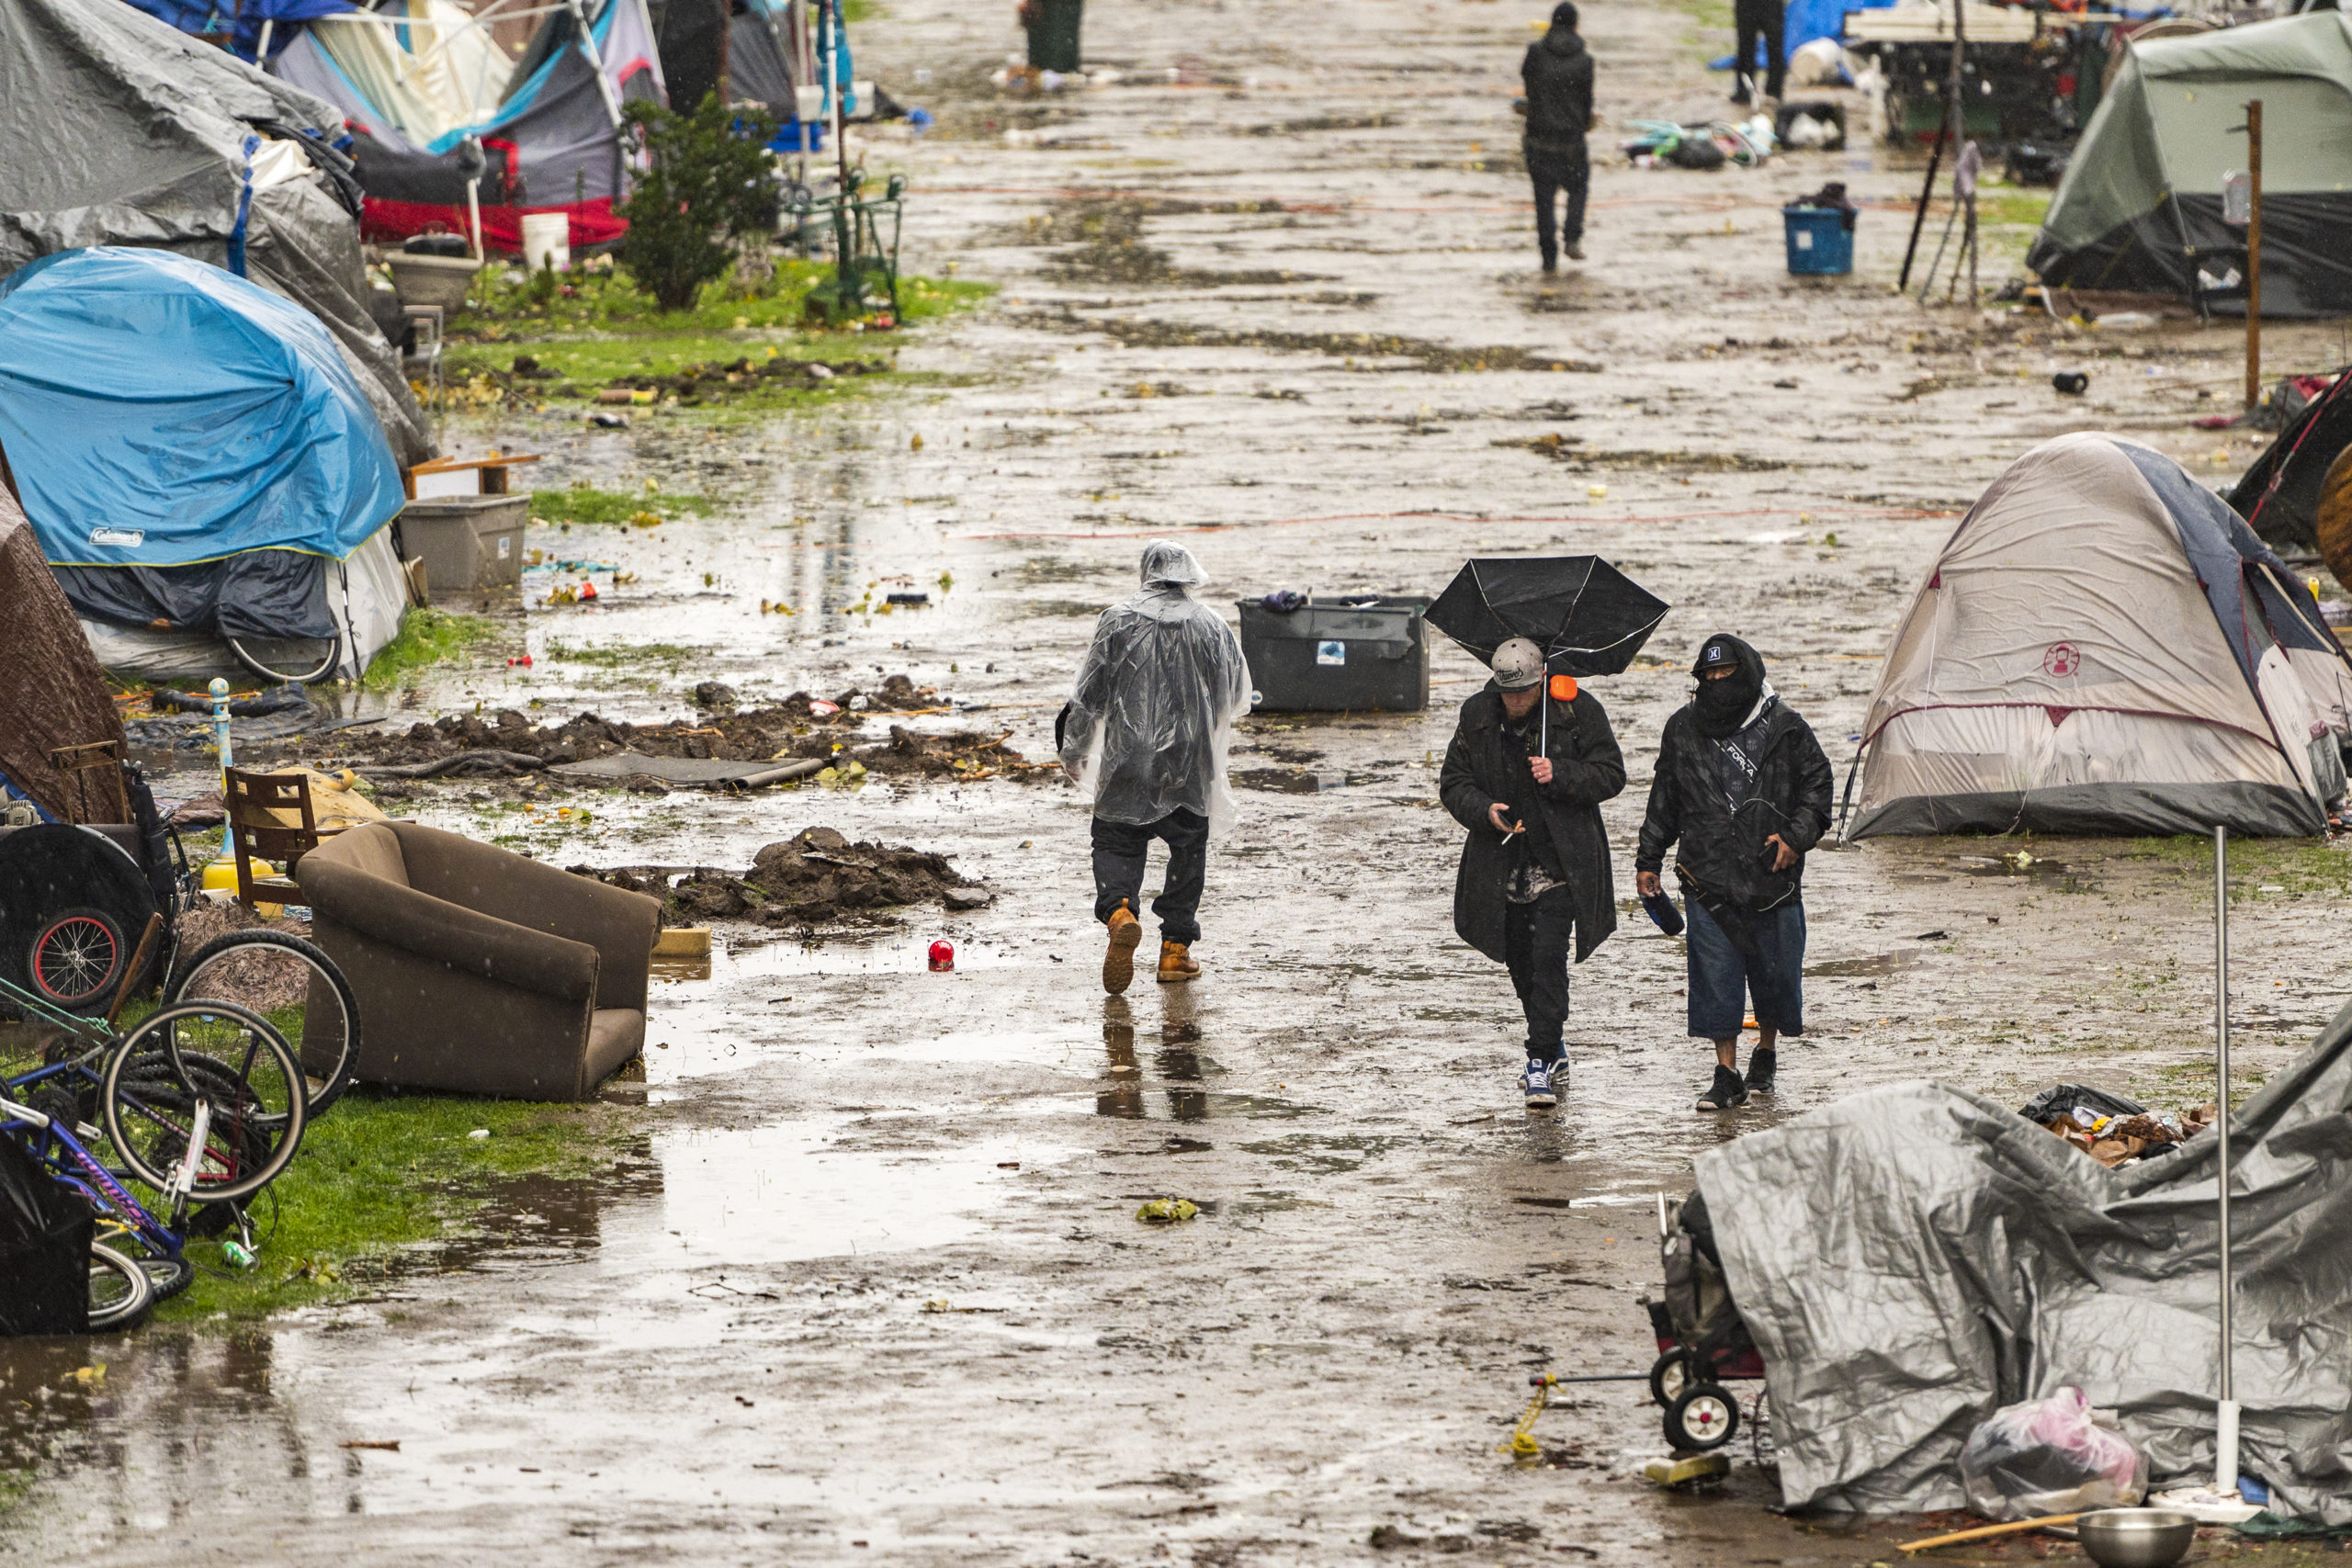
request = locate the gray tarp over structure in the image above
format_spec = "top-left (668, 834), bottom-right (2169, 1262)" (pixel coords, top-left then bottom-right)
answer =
top-left (1695, 1016), bottom-right (2352, 1521)
top-left (0, 0), bottom-right (432, 468)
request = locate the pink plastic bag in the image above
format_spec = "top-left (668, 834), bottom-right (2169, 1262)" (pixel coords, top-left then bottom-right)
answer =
top-left (1960, 1387), bottom-right (2148, 1521)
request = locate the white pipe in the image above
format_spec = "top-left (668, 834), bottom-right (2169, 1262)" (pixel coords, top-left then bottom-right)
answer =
top-left (2214, 823), bottom-right (2239, 1495)
top-left (565, 0), bottom-right (628, 132)
top-left (256, 17), bottom-right (274, 60)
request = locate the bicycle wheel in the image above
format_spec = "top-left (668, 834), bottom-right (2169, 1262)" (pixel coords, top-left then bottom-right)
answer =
top-left (164, 931), bottom-right (359, 1115)
top-left (88, 1241), bottom-right (154, 1332)
top-left (27, 906), bottom-right (127, 1012)
top-left (228, 634), bottom-right (339, 685)
top-left (102, 1002), bottom-right (305, 1204)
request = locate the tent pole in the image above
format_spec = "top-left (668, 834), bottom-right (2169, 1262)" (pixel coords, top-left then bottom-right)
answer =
top-left (2213, 823), bottom-right (2240, 1496)
top-left (566, 0), bottom-right (628, 131)
top-left (1900, 0), bottom-right (1966, 294)
top-left (256, 17), bottom-right (274, 62)
top-left (2245, 98), bottom-right (2263, 414)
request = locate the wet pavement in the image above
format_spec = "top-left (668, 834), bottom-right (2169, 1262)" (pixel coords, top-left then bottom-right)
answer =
top-left (12, 0), bottom-right (2352, 1562)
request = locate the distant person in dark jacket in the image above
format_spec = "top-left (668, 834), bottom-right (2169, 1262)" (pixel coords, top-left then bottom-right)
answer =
top-left (1634, 635), bottom-right (1832, 1111)
top-left (1732, 0), bottom-right (1786, 105)
top-left (1519, 1), bottom-right (1595, 272)
top-left (1440, 637), bottom-right (1626, 1110)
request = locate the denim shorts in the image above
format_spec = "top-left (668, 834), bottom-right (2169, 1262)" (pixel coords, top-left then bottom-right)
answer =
top-left (1685, 898), bottom-right (1805, 1039)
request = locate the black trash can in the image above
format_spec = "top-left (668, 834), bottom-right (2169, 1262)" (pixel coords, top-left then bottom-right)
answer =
top-left (1235, 596), bottom-right (1431, 713)
top-left (1025, 0), bottom-right (1082, 72)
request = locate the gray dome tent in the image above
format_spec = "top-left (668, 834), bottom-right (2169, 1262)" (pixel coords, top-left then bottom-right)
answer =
top-left (1848, 434), bottom-right (2352, 839)
top-left (2027, 11), bottom-right (2352, 317)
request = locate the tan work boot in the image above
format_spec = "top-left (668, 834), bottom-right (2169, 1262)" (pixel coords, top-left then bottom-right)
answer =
top-left (1102, 903), bottom-right (1142, 995)
top-left (1156, 941), bottom-right (1200, 985)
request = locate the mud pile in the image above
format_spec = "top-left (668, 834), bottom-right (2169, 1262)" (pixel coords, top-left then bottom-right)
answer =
top-left (322, 676), bottom-right (1049, 783)
top-left (575, 827), bottom-right (992, 928)
top-left (169, 901), bottom-right (313, 1013)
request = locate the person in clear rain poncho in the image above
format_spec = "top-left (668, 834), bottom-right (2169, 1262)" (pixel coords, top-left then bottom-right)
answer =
top-left (1058, 541), bottom-right (1251, 995)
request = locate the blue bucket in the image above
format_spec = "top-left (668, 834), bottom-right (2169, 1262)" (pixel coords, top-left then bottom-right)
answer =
top-left (1783, 205), bottom-right (1854, 276)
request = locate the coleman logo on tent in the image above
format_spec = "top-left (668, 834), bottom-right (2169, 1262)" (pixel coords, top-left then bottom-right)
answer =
top-left (88, 526), bottom-right (144, 548)
top-left (2041, 642), bottom-right (2080, 677)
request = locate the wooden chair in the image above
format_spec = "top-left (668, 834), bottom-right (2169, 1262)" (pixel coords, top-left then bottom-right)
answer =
top-left (48, 740), bottom-right (129, 827)
top-left (223, 768), bottom-right (345, 909)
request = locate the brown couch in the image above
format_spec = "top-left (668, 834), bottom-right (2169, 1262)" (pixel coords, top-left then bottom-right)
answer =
top-left (295, 822), bottom-right (661, 1100)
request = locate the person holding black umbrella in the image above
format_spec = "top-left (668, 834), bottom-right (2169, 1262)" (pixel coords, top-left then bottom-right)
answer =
top-left (1634, 635), bottom-right (1833, 1111)
top-left (1439, 637), bottom-right (1627, 1109)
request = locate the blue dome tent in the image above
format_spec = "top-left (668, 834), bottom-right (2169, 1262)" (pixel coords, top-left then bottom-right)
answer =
top-left (0, 247), bottom-right (410, 682)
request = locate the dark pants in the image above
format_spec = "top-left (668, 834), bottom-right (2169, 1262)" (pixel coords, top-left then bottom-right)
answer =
top-left (1527, 141), bottom-right (1589, 267)
top-left (1503, 886), bottom-right (1576, 1063)
top-left (1091, 809), bottom-right (1207, 944)
top-left (1685, 898), bottom-right (1805, 1039)
top-left (1734, 0), bottom-right (1786, 101)
top-left (1025, 0), bottom-right (1081, 72)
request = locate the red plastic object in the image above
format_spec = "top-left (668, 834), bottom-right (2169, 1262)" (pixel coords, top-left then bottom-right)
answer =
top-left (928, 939), bottom-right (955, 972)
top-left (578, 580), bottom-right (598, 601)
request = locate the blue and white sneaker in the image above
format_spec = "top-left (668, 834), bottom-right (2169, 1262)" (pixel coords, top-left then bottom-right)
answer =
top-left (1521, 1057), bottom-right (1559, 1110)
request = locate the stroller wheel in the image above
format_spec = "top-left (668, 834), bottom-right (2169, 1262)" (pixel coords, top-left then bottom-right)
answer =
top-left (1665, 1382), bottom-right (1740, 1452)
top-left (1649, 1348), bottom-right (1698, 1407)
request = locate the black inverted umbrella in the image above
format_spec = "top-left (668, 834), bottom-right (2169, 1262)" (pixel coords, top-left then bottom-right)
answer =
top-left (1427, 557), bottom-right (1670, 748)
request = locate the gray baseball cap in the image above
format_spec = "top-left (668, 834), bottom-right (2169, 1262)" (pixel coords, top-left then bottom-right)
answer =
top-left (1491, 637), bottom-right (1545, 691)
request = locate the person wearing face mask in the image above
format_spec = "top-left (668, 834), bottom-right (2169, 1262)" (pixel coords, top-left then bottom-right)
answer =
top-left (1439, 637), bottom-right (1626, 1110)
top-left (1634, 635), bottom-right (1833, 1111)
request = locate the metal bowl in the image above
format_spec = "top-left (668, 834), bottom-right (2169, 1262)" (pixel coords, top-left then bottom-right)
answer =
top-left (2076, 1508), bottom-right (2198, 1568)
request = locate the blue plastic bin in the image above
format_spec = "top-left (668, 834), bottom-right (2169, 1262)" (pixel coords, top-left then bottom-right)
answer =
top-left (1783, 205), bottom-right (1854, 276)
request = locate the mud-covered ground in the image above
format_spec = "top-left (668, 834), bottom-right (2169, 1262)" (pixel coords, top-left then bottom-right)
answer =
top-left (15, 0), bottom-right (2352, 1562)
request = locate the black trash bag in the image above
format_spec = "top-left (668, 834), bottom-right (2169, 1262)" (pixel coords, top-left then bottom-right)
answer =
top-left (0, 1135), bottom-right (92, 1336)
top-left (2018, 1083), bottom-right (2148, 1125)
top-left (1668, 136), bottom-right (1726, 171)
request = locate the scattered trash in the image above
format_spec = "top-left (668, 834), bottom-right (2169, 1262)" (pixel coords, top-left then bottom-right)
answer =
top-left (339, 1440), bottom-right (402, 1451)
top-left (505, 654), bottom-right (534, 667)
top-left (1961, 1388), bottom-right (2147, 1520)
top-left (468, 1129), bottom-right (491, 1140)
top-left (220, 1239), bottom-right (255, 1269)
top-left (692, 682), bottom-right (739, 709)
top-left (587, 412), bottom-right (631, 429)
top-left (928, 938), bottom-right (955, 971)
top-left (2053, 372), bottom-right (2090, 395)
top-left (884, 592), bottom-right (930, 606)
top-left (68, 1365), bottom-right (105, 1388)
top-left (1135, 1198), bottom-right (1199, 1224)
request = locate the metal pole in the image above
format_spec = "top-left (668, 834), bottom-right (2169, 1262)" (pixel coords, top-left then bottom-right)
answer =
top-left (2214, 823), bottom-right (2240, 1495)
top-left (2245, 99), bottom-right (2263, 414)
top-left (212, 676), bottom-right (236, 867)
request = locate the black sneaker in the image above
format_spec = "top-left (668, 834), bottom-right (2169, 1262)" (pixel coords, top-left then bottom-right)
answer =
top-left (1747, 1047), bottom-right (1776, 1095)
top-left (1696, 1064), bottom-right (1748, 1111)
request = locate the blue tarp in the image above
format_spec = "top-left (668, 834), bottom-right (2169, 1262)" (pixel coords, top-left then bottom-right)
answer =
top-left (116, 0), bottom-right (353, 61)
top-left (0, 247), bottom-right (403, 570)
top-left (1710, 0), bottom-right (1897, 73)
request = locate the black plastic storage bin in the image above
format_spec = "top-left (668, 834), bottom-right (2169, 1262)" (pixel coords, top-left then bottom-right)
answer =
top-left (1235, 596), bottom-right (1431, 712)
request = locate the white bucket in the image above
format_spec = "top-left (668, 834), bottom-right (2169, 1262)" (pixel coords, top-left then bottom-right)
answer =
top-left (521, 211), bottom-right (571, 273)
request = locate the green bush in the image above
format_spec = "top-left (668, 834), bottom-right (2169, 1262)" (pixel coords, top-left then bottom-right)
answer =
top-left (616, 93), bottom-right (780, 312)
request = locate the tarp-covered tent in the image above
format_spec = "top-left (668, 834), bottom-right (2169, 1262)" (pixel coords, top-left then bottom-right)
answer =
top-left (2233, 370), bottom-right (2352, 555)
top-left (0, 0), bottom-right (430, 467)
top-left (0, 490), bottom-right (129, 828)
top-left (2028, 11), bottom-right (2352, 317)
top-left (0, 248), bottom-right (408, 682)
top-left (1696, 1010), bottom-right (2352, 1521)
top-left (271, 0), bottom-right (666, 254)
top-left (1849, 433), bottom-right (2352, 838)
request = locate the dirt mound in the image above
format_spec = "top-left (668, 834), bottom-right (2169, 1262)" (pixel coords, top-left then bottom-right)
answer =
top-left (169, 901), bottom-right (314, 1014)
top-left (574, 827), bottom-right (993, 929)
top-left (310, 675), bottom-right (1049, 784)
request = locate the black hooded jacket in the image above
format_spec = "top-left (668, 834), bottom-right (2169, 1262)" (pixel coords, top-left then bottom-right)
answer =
top-left (1521, 25), bottom-right (1595, 152)
top-left (1635, 638), bottom-right (1834, 918)
top-left (1440, 682), bottom-right (1624, 965)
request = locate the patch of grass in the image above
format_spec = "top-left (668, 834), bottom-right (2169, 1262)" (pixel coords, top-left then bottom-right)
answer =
top-left (543, 638), bottom-right (706, 667)
top-left (156, 1093), bottom-right (640, 1321)
top-left (1976, 183), bottom-right (2054, 231)
top-left (452, 260), bottom-right (988, 342)
top-left (531, 484), bottom-right (721, 526)
top-left (361, 606), bottom-right (499, 691)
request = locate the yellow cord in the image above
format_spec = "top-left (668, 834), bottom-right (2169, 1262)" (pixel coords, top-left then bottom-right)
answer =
top-left (1500, 1377), bottom-right (1553, 1457)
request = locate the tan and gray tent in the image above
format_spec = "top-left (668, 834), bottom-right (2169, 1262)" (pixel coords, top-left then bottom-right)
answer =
top-left (1847, 433), bottom-right (2352, 839)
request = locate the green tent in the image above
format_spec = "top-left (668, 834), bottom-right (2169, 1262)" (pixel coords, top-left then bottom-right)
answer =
top-left (2028, 11), bottom-right (2352, 316)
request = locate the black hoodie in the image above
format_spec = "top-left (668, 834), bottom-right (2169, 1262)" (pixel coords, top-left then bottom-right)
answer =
top-left (1521, 22), bottom-right (1595, 152)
